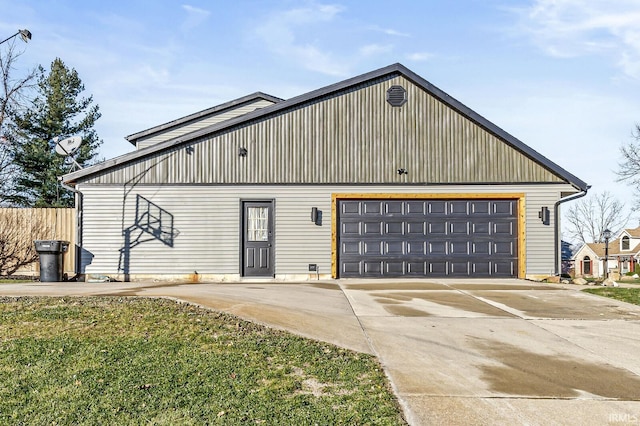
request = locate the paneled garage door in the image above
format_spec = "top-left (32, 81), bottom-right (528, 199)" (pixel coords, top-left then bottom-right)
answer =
top-left (338, 199), bottom-right (518, 278)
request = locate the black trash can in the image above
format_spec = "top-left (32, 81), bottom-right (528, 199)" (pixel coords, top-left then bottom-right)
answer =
top-left (34, 240), bottom-right (69, 282)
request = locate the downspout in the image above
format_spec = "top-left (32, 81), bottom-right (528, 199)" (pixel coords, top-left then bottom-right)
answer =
top-left (553, 185), bottom-right (591, 275)
top-left (59, 178), bottom-right (83, 278)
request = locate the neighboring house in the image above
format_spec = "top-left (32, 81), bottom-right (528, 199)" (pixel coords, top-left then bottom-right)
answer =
top-left (62, 63), bottom-right (588, 282)
top-left (573, 226), bottom-right (640, 278)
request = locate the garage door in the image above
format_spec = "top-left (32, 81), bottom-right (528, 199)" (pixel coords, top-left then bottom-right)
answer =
top-left (338, 199), bottom-right (518, 278)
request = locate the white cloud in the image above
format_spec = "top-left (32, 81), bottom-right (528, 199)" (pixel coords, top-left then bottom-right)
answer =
top-left (517, 0), bottom-right (640, 78)
top-left (359, 43), bottom-right (393, 57)
top-left (254, 2), bottom-right (350, 76)
top-left (383, 28), bottom-right (410, 37)
top-left (620, 51), bottom-right (640, 77)
top-left (181, 4), bottom-right (211, 31)
top-left (253, 3), bottom-right (418, 76)
top-left (289, 44), bottom-right (348, 76)
top-left (367, 25), bottom-right (410, 37)
top-left (406, 52), bottom-right (433, 62)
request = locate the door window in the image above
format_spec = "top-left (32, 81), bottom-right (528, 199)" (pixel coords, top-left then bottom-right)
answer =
top-left (247, 207), bottom-right (269, 241)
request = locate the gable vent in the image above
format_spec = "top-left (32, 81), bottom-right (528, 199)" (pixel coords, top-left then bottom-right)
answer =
top-left (386, 85), bottom-right (407, 107)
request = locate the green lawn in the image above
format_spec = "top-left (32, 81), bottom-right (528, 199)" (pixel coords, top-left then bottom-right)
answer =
top-left (0, 297), bottom-right (406, 425)
top-left (583, 287), bottom-right (640, 306)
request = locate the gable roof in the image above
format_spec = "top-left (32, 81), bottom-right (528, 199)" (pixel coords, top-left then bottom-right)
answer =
top-left (125, 92), bottom-right (283, 145)
top-left (63, 63), bottom-right (588, 190)
top-left (623, 226), bottom-right (640, 238)
top-left (578, 240), bottom-right (640, 258)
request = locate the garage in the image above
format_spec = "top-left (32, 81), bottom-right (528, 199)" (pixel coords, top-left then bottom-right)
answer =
top-left (338, 198), bottom-right (519, 278)
top-left (63, 63), bottom-right (587, 282)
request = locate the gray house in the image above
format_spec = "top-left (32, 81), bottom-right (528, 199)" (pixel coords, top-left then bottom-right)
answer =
top-left (63, 63), bottom-right (588, 282)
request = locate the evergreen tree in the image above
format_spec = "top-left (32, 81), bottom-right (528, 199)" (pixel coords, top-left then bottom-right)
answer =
top-left (9, 58), bottom-right (101, 207)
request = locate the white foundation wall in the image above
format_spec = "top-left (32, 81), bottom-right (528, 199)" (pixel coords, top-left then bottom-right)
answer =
top-left (77, 184), bottom-right (572, 280)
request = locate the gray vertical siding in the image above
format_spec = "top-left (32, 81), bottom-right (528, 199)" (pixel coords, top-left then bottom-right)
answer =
top-left (79, 76), bottom-right (566, 186)
top-left (78, 184), bottom-right (570, 279)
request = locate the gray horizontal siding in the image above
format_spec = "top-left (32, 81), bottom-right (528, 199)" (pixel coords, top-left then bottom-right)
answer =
top-left (78, 184), bottom-right (571, 278)
top-left (84, 76), bottom-right (567, 186)
top-left (523, 190), bottom-right (561, 276)
top-left (80, 187), bottom-right (241, 274)
top-left (136, 99), bottom-right (276, 150)
top-left (274, 191), bottom-right (332, 275)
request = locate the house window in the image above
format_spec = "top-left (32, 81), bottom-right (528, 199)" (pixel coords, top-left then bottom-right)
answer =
top-left (583, 256), bottom-right (592, 275)
top-left (622, 236), bottom-right (630, 250)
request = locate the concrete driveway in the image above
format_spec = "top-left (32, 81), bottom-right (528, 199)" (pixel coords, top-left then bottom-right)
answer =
top-left (339, 279), bottom-right (640, 425)
top-left (2, 279), bottom-right (640, 425)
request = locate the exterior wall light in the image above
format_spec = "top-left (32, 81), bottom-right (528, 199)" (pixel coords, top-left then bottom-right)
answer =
top-left (311, 208), bottom-right (322, 225)
top-left (539, 206), bottom-right (550, 225)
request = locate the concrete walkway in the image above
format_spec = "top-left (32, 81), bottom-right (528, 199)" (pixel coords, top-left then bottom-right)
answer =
top-left (1, 279), bottom-right (640, 425)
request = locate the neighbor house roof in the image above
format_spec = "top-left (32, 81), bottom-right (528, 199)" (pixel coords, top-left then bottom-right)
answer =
top-left (63, 63), bottom-right (589, 191)
top-left (582, 240), bottom-right (640, 258)
top-left (624, 226), bottom-right (640, 238)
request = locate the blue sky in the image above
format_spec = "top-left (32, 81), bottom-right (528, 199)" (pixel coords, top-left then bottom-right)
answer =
top-left (2, 0), bottom-right (640, 226)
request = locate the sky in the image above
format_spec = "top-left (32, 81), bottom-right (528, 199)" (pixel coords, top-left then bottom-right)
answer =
top-left (2, 0), bottom-right (640, 235)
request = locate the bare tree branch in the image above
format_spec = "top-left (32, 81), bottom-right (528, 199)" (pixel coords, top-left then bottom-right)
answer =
top-left (0, 41), bottom-right (37, 206)
top-left (565, 191), bottom-right (631, 244)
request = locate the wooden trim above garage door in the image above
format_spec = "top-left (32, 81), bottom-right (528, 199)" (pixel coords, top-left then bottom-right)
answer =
top-left (331, 193), bottom-right (526, 279)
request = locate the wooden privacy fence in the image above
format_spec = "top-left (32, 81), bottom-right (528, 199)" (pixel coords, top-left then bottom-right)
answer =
top-left (0, 208), bottom-right (76, 277)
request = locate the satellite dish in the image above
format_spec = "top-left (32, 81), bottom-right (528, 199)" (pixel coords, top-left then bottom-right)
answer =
top-left (55, 135), bottom-right (82, 156)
